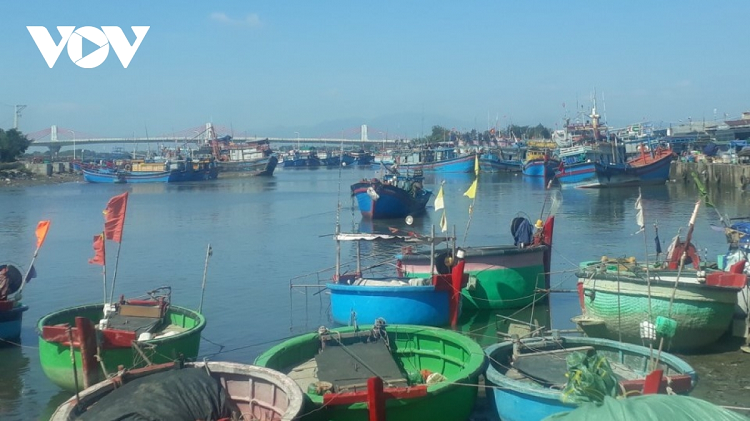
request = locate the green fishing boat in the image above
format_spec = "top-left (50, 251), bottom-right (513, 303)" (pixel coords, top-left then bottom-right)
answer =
top-left (572, 258), bottom-right (745, 350)
top-left (398, 215), bottom-right (554, 310)
top-left (38, 287), bottom-right (206, 391)
top-left (254, 323), bottom-right (486, 421)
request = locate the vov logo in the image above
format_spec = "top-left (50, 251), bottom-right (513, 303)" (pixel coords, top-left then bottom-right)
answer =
top-left (27, 26), bottom-right (149, 69)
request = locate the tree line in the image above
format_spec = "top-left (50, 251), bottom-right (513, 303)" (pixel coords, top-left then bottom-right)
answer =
top-left (0, 129), bottom-right (32, 163)
top-left (411, 124), bottom-right (552, 145)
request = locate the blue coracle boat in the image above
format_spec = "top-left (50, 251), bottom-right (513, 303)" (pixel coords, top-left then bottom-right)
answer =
top-left (0, 265), bottom-right (28, 342)
top-left (484, 335), bottom-right (697, 421)
top-left (351, 173), bottom-right (432, 219)
top-left (327, 233), bottom-right (465, 327)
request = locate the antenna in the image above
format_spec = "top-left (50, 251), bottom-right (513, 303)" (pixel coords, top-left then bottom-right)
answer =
top-left (14, 105), bottom-right (27, 130)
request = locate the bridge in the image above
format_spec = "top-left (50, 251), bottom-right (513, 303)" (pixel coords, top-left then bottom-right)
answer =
top-left (27, 123), bottom-right (402, 153)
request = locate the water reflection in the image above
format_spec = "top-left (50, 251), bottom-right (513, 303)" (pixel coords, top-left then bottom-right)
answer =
top-left (0, 345), bottom-right (30, 418)
top-left (456, 305), bottom-right (552, 348)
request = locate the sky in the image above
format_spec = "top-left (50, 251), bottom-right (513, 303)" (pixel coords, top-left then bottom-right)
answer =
top-left (1, 1), bottom-right (749, 141)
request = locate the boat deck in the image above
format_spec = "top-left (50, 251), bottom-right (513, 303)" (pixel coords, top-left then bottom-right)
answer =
top-left (287, 340), bottom-right (408, 393)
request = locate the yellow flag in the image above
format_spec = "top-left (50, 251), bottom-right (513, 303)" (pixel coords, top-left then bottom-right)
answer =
top-left (474, 154), bottom-right (480, 176)
top-left (464, 178), bottom-right (477, 199)
top-left (434, 185), bottom-right (445, 211)
top-left (440, 210), bottom-right (448, 233)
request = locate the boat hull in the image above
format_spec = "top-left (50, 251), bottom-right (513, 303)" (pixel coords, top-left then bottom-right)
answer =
top-left (396, 154), bottom-right (475, 173)
top-left (0, 304), bottom-right (28, 341)
top-left (218, 155), bottom-right (278, 176)
top-left (522, 159), bottom-right (559, 178)
top-left (575, 270), bottom-right (739, 350)
top-left (255, 324), bottom-right (486, 421)
top-left (83, 167), bottom-right (218, 183)
top-left (327, 283), bottom-right (450, 326)
top-left (37, 303), bottom-right (206, 391)
top-left (556, 161), bottom-right (599, 188)
top-left (593, 151), bottom-right (673, 187)
top-left (399, 246), bottom-right (549, 310)
top-left (479, 157), bottom-right (522, 173)
top-left (484, 336), bottom-right (697, 421)
top-left (351, 182), bottom-right (431, 219)
top-left (50, 361), bottom-right (305, 421)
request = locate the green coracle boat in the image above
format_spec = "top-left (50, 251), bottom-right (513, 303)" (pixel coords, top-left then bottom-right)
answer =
top-left (398, 216), bottom-right (554, 310)
top-left (38, 287), bottom-right (206, 391)
top-left (255, 323), bottom-right (487, 421)
top-left (572, 259), bottom-right (745, 350)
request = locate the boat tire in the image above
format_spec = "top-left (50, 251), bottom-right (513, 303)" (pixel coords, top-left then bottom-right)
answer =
top-left (125, 164), bottom-right (132, 171)
top-left (435, 250), bottom-right (453, 275)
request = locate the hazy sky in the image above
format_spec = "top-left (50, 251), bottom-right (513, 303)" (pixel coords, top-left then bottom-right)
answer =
top-left (2, 1), bottom-right (749, 140)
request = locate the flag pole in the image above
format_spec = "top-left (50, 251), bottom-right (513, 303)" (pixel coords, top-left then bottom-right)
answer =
top-left (198, 244), bottom-right (213, 313)
top-left (14, 220), bottom-right (51, 302)
top-left (108, 243), bottom-right (123, 305)
top-left (101, 234), bottom-right (108, 308)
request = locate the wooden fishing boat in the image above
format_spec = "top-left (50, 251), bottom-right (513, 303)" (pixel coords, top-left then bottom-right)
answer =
top-left (37, 286), bottom-right (207, 391)
top-left (592, 145), bottom-right (675, 187)
top-left (350, 172), bottom-right (432, 219)
top-left (572, 256), bottom-right (747, 350)
top-left (393, 148), bottom-right (475, 173)
top-left (398, 215), bottom-right (555, 310)
top-left (255, 323), bottom-right (487, 421)
top-left (328, 232), bottom-right (465, 327)
top-left (479, 148), bottom-right (524, 173)
top-left (522, 141), bottom-right (559, 178)
top-left (210, 138), bottom-right (279, 176)
top-left (484, 335), bottom-right (697, 421)
top-left (83, 158), bottom-right (218, 183)
top-left (49, 361), bottom-right (305, 421)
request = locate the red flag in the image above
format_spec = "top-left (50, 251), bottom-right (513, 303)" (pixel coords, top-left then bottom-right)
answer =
top-left (88, 233), bottom-right (106, 265)
top-left (103, 192), bottom-right (128, 243)
top-left (35, 220), bottom-right (51, 249)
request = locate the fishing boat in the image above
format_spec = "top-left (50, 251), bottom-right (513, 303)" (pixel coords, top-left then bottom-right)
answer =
top-left (393, 147), bottom-right (475, 173)
top-left (521, 141), bottom-right (559, 178)
top-left (350, 171), bottom-right (432, 219)
top-left (397, 214), bottom-right (555, 310)
top-left (555, 144), bottom-right (608, 188)
top-left (254, 323), bottom-right (487, 421)
top-left (572, 256), bottom-right (746, 350)
top-left (1, 221), bottom-right (49, 343)
top-left (38, 286), bottom-right (207, 391)
top-left (592, 144), bottom-right (675, 187)
top-left (484, 335), bottom-right (697, 421)
top-left (50, 360), bottom-right (305, 421)
top-left (210, 138), bottom-right (279, 176)
top-left (327, 231), bottom-right (465, 327)
top-left (82, 158), bottom-right (218, 183)
top-left (0, 265), bottom-right (28, 342)
top-left (479, 148), bottom-right (524, 173)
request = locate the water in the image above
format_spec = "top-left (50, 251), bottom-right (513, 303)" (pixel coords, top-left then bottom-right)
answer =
top-left (0, 168), bottom-right (747, 420)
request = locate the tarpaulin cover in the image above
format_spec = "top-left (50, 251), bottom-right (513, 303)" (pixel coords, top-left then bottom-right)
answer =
top-left (544, 395), bottom-right (750, 421)
top-left (78, 367), bottom-right (238, 421)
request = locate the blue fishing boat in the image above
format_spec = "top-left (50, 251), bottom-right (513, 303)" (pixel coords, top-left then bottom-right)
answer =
top-left (479, 148), bottom-right (524, 172)
top-left (484, 335), bottom-right (697, 421)
top-left (351, 172), bottom-right (431, 219)
top-left (393, 148), bottom-right (475, 173)
top-left (83, 159), bottom-right (218, 183)
top-left (327, 233), bottom-right (466, 327)
top-left (593, 145), bottom-right (675, 187)
top-left (522, 141), bottom-right (559, 178)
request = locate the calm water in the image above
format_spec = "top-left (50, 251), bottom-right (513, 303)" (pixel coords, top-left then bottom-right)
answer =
top-left (0, 167), bottom-right (747, 420)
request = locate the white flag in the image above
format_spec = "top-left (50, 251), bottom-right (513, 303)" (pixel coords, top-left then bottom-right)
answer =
top-left (440, 210), bottom-right (448, 233)
top-left (635, 192), bottom-right (645, 234)
top-left (434, 185), bottom-right (445, 212)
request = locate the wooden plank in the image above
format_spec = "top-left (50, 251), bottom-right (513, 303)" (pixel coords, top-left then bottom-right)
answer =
top-left (323, 385), bottom-right (428, 406)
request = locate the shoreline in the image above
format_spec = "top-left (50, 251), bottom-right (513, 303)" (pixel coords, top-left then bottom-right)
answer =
top-left (0, 171), bottom-right (81, 188)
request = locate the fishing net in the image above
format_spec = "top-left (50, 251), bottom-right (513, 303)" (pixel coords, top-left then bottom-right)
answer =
top-left (560, 350), bottom-right (618, 405)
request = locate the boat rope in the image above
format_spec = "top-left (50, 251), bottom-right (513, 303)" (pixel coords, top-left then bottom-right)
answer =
top-left (0, 337), bottom-right (38, 349)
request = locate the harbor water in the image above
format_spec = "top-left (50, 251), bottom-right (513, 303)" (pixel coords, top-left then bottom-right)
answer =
top-left (0, 167), bottom-right (747, 420)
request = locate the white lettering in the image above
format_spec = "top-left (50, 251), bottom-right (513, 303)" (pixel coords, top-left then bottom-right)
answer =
top-left (27, 26), bottom-right (149, 68)
top-left (26, 26), bottom-right (75, 68)
top-left (101, 26), bottom-right (150, 68)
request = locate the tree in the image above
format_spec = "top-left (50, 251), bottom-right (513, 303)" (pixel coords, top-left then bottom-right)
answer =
top-left (0, 129), bottom-right (32, 163)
